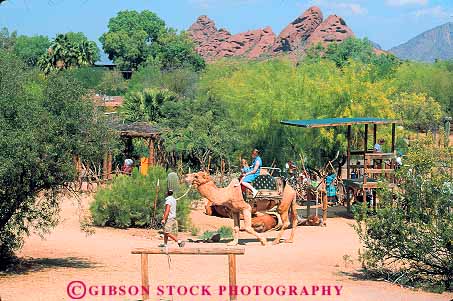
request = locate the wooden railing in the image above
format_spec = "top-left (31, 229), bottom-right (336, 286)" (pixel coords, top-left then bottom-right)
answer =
top-left (131, 247), bottom-right (245, 301)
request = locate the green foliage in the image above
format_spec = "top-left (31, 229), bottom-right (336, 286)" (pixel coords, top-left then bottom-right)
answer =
top-left (393, 61), bottom-right (453, 113)
top-left (0, 50), bottom-right (111, 262)
top-left (392, 92), bottom-right (443, 132)
top-left (100, 10), bottom-right (204, 71)
top-left (13, 35), bottom-right (50, 66)
top-left (324, 37), bottom-right (375, 67)
top-left (90, 167), bottom-right (191, 229)
top-left (38, 33), bottom-right (100, 74)
top-left (200, 58), bottom-right (396, 166)
top-left (100, 10), bottom-right (165, 70)
top-left (68, 67), bottom-right (106, 90)
top-left (306, 37), bottom-right (401, 80)
top-left (120, 88), bottom-right (178, 123)
top-left (69, 67), bottom-right (128, 96)
top-left (160, 95), bottom-right (240, 168)
top-left (128, 65), bottom-right (199, 98)
top-left (0, 27), bottom-right (16, 51)
top-left (154, 30), bottom-right (205, 72)
top-left (355, 138), bottom-right (453, 291)
top-left (97, 70), bottom-right (128, 96)
top-left (199, 226), bottom-right (233, 240)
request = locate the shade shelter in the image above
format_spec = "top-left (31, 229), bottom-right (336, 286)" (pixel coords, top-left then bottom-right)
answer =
top-left (281, 117), bottom-right (400, 218)
top-left (106, 120), bottom-right (161, 179)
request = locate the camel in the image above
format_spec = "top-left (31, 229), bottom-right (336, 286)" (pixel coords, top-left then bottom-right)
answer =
top-left (184, 171), bottom-right (298, 245)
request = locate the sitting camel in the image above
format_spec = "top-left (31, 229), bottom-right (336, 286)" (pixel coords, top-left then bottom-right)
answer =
top-left (184, 171), bottom-right (298, 245)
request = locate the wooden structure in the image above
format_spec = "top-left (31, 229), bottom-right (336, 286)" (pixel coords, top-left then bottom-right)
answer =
top-left (131, 247), bottom-right (245, 301)
top-left (104, 120), bottom-right (161, 180)
top-left (281, 117), bottom-right (400, 218)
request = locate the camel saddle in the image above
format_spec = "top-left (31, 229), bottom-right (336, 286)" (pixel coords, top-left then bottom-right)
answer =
top-left (243, 175), bottom-right (284, 202)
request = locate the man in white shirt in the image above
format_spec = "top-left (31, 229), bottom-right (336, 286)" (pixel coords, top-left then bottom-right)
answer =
top-left (160, 190), bottom-right (184, 247)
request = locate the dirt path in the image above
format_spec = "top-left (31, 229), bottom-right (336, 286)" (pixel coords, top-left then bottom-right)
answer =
top-left (0, 195), bottom-right (451, 301)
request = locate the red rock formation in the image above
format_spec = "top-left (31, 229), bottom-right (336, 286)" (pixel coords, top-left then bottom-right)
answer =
top-left (273, 6), bottom-right (323, 52)
top-left (306, 15), bottom-right (354, 48)
top-left (217, 27), bottom-right (276, 59)
top-left (187, 6), bottom-right (358, 61)
top-left (187, 15), bottom-right (231, 60)
top-left (188, 15), bottom-right (277, 60)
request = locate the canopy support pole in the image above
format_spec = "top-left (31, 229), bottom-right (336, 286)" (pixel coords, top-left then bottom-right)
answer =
top-left (391, 123), bottom-right (396, 153)
top-left (347, 125), bottom-right (351, 179)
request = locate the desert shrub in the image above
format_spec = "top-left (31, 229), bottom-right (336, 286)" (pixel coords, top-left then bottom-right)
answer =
top-left (199, 226), bottom-right (233, 241)
top-left (355, 138), bottom-right (453, 291)
top-left (90, 167), bottom-right (191, 229)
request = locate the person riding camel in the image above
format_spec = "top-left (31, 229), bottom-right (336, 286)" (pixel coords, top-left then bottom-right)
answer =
top-left (236, 149), bottom-right (262, 198)
top-left (241, 159), bottom-right (251, 173)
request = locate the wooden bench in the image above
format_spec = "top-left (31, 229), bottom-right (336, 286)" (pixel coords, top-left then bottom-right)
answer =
top-left (131, 247), bottom-right (245, 301)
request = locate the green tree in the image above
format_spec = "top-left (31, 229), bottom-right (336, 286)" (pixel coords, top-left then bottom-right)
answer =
top-left (13, 35), bottom-right (50, 66)
top-left (100, 10), bottom-right (166, 70)
top-left (154, 30), bottom-right (205, 71)
top-left (0, 50), bottom-right (111, 262)
top-left (0, 27), bottom-right (16, 51)
top-left (160, 96), bottom-right (240, 169)
top-left (100, 10), bottom-right (204, 71)
top-left (38, 33), bottom-right (100, 74)
top-left (393, 62), bottom-right (453, 114)
top-left (324, 37), bottom-right (375, 67)
top-left (392, 92), bottom-right (443, 132)
top-left (355, 138), bottom-right (453, 291)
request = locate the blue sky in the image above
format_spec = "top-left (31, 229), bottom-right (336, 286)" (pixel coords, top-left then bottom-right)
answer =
top-left (1, 0), bottom-right (452, 59)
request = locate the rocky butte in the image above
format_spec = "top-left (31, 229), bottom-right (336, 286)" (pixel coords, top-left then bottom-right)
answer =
top-left (187, 6), bottom-right (355, 61)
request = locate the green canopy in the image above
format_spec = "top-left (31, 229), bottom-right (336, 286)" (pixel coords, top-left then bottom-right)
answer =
top-left (280, 117), bottom-right (399, 128)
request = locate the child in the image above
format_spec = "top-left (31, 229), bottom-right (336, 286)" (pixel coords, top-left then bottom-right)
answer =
top-left (241, 159), bottom-right (251, 173)
top-left (159, 190), bottom-right (185, 248)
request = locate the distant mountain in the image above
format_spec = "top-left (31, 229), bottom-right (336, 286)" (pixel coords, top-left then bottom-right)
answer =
top-left (390, 23), bottom-right (453, 62)
top-left (370, 40), bottom-right (382, 50)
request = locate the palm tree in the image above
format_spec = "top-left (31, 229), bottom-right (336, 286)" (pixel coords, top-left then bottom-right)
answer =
top-left (120, 88), bottom-right (178, 123)
top-left (38, 33), bottom-right (99, 74)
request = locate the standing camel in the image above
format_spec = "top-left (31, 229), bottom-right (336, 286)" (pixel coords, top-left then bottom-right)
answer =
top-left (184, 171), bottom-right (298, 245)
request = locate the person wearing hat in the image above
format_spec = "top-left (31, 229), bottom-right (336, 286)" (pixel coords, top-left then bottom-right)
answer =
top-left (160, 190), bottom-right (185, 247)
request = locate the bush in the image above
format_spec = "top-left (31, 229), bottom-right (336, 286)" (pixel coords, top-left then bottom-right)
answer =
top-left (355, 138), bottom-right (453, 291)
top-left (199, 226), bottom-right (233, 241)
top-left (0, 51), bottom-right (110, 263)
top-left (90, 167), bottom-right (192, 229)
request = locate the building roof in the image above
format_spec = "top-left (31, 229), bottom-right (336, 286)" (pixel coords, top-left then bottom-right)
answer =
top-left (109, 119), bottom-right (161, 138)
top-left (280, 117), bottom-right (400, 128)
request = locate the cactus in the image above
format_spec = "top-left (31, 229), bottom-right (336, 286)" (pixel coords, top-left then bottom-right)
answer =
top-left (167, 172), bottom-right (179, 194)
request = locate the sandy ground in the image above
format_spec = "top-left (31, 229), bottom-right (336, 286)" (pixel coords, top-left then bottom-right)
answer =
top-left (0, 194), bottom-right (452, 301)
